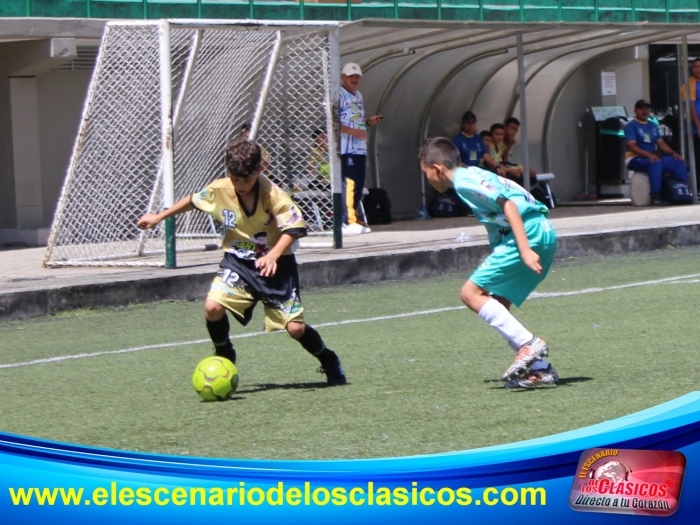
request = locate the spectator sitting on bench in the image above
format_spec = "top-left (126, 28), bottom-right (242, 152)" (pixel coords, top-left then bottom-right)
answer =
top-left (485, 123), bottom-right (524, 180)
top-left (307, 127), bottom-right (331, 191)
top-left (502, 117), bottom-right (537, 183)
top-left (452, 111), bottom-right (489, 168)
top-left (479, 130), bottom-right (494, 169)
top-left (624, 99), bottom-right (688, 206)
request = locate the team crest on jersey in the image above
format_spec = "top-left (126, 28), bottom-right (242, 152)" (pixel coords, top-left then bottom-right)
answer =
top-left (229, 231), bottom-right (269, 260)
top-left (282, 204), bottom-right (304, 226)
top-left (480, 180), bottom-right (497, 192)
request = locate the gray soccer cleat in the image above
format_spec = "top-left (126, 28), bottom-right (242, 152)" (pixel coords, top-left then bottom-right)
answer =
top-left (504, 364), bottom-right (559, 388)
top-left (502, 337), bottom-right (549, 381)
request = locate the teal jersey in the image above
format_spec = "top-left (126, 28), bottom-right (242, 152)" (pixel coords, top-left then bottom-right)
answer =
top-left (452, 166), bottom-right (549, 246)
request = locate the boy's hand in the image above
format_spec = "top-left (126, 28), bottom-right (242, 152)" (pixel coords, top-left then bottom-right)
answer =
top-left (521, 248), bottom-right (542, 275)
top-left (351, 128), bottom-right (368, 141)
top-left (255, 253), bottom-right (279, 277)
top-left (137, 214), bottom-right (161, 229)
top-left (366, 115), bottom-right (383, 126)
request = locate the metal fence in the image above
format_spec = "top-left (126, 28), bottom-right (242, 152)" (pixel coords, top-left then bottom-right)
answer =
top-left (2, 1), bottom-right (700, 24)
top-left (44, 20), bottom-right (341, 267)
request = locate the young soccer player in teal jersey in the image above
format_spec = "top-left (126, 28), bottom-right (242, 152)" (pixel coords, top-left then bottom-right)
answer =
top-left (419, 137), bottom-right (558, 388)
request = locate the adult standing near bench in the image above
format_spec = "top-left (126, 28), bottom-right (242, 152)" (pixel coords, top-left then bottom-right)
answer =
top-left (625, 99), bottom-right (688, 206)
top-left (680, 58), bottom-right (700, 195)
top-left (339, 62), bottom-right (383, 235)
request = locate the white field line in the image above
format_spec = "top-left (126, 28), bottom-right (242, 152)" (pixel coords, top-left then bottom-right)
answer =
top-left (1, 273), bottom-right (699, 370)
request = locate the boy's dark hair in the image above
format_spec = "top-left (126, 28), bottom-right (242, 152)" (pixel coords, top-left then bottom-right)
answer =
top-left (505, 117), bottom-right (520, 127)
top-left (693, 57), bottom-right (700, 64)
top-left (490, 123), bottom-right (505, 133)
top-left (480, 130), bottom-right (492, 139)
top-left (226, 138), bottom-right (262, 179)
top-left (312, 127), bottom-right (326, 140)
top-left (418, 137), bottom-right (460, 170)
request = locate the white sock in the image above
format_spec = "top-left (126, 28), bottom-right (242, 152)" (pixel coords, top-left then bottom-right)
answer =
top-left (478, 298), bottom-right (534, 347)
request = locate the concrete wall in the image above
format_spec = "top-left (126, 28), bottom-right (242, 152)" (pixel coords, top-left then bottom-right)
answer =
top-left (37, 70), bottom-right (92, 226)
top-left (0, 39), bottom-right (91, 244)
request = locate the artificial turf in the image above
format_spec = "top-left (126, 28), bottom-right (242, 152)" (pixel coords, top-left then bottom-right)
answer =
top-left (0, 246), bottom-right (698, 459)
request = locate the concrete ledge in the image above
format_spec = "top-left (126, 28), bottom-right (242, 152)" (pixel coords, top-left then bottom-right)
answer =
top-left (1, 223), bottom-right (699, 322)
top-left (0, 228), bottom-right (50, 248)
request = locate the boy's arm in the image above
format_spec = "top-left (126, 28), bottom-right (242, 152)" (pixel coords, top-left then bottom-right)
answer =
top-left (256, 233), bottom-right (298, 277)
top-left (497, 197), bottom-right (542, 275)
top-left (137, 196), bottom-right (194, 229)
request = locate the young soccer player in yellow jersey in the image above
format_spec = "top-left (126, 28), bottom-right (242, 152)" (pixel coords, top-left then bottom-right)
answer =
top-left (418, 137), bottom-right (558, 388)
top-left (137, 138), bottom-right (346, 386)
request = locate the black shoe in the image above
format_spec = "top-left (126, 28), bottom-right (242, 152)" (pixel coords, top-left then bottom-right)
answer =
top-left (318, 350), bottom-right (347, 386)
top-left (650, 196), bottom-right (670, 207)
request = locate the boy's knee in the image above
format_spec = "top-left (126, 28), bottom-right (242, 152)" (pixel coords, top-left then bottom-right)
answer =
top-left (204, 300), bottom-right (226, 321)
top-left (460, 281), bottom-right (479, 308)
top-left (286, 321), bottom-right (306, 339)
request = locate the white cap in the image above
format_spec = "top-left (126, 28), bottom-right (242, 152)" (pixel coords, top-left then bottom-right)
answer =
top-left (341, 62), bottom-right (363, 77)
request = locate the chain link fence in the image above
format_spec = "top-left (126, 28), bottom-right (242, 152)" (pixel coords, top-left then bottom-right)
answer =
top-left (44, 21), bottom-right (338, 267)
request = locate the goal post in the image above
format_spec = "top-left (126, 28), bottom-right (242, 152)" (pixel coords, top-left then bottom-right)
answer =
top-left (44, 19), bottom-right (342, 268)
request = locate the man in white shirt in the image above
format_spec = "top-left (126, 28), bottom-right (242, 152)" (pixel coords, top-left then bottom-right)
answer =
top-left (340, 62), bottom-right (383, 235)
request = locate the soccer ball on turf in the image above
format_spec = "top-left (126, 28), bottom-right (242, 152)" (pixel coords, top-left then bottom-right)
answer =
top-left (192, 356), bottom-right (239, 401)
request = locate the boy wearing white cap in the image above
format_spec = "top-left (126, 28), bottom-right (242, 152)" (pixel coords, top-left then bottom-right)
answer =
top-left (340, 62), bottom-right (383, 235)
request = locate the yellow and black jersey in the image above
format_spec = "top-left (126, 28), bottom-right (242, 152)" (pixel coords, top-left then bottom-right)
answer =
top-left (191, 175), bottom-right (307, 261)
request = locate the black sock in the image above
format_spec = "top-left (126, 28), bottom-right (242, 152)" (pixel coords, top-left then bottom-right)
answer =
top-left (296, 325), bottom-right (332, 362)
top-left (206, 315), bottom-right (236, 364)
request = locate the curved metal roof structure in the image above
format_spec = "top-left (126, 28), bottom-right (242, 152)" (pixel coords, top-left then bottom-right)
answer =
top-left (338, 20), bottom-right (700, 216)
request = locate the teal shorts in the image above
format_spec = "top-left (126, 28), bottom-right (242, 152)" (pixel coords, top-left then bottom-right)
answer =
top-left (469, 215), bottom-right (557, 307)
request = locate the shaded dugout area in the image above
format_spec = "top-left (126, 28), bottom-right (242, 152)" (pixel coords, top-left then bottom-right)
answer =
top-left (2, 18), bottom-right (700, 246)
top-left (339, 20), bottom-right (700, 217)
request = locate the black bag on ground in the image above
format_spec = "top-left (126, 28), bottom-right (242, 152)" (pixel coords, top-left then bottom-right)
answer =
top-left (363, 187), bottom-right (393, 225)
top-left (430, 188), bottom-right (459, 218)
top-left (662, 175), bottom-right (693, 204)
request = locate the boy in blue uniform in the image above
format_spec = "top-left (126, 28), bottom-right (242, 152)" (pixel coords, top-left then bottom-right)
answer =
top-left (137, 139), bottom-right (346, 386)
top-left (452, 111), bottom-right (494, 168)
top-left (419, 137), bottom-right (558, 388)
top-left (625, 99), bottom-right (688, 206)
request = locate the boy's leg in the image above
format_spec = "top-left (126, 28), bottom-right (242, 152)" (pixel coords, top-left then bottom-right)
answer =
top-left (260, 258), bottom-right (346, 386)
top-left (466, 216), bottom-right (557, 381)
top-left (204, 299), bottom-right (237, 365)
top-left (287, 321), bottom-right (346, 386)
top-left (462, 281), bottom-right (549, 379)
top-left (205, 274), bottom-right (258, 365)
top-left (343, 154), bottom-right (366, 226)
top-left (493, 295), bottom-right (551, 371)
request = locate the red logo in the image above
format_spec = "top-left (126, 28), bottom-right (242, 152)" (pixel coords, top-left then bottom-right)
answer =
top-left (569, 448), bottom-right (685, 516)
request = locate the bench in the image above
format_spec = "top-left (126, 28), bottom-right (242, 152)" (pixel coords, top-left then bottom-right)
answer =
top-left (535, 173), bottom-right (556, 209)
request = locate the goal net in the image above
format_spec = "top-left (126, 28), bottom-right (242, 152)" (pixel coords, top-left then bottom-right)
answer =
top-left (44, 20), bottom-right (341, 267)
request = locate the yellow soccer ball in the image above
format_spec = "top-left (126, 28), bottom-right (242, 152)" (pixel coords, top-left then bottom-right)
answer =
top-left (192, 356), bottom-right (239, 401)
